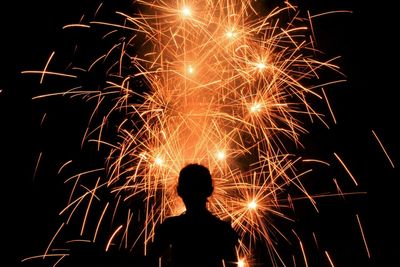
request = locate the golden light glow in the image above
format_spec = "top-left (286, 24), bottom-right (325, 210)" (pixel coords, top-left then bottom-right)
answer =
top-left (255, 62), bottom-right (266, 71)
top-left (238, 259), bottom-right (246, 267)
top-left (181, 6), bottom-right (192, 17)
top-left (250, 102), bottom-right (262, 113)
top-left (187, 65), bottom-right (195, 75)
top-left (226, 29), bottom-right (237, 39)
top-left (216, 150), bottom-right (226, 161)
top-left (155, 156), bottom-right (164, 166)
top-left (247, 200), bottom-right (257, 210)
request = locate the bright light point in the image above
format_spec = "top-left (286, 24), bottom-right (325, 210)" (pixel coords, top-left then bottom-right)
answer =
top-left (238, 259), bottom-right (246, 267)
top-left (248, 200), bottom-right (257, 210)
top-left (216, 151), bottom-right (225, 160)
top-left (256, 62), bottom-right (266, 70)
top-left (181, 6), bottom-right (192, 17)
top-left (187, 65), bottom-right (194, 74)
top-left (250, 102), bottom-right (262, 113)
top-left (226, 30), bottom-right (236, 39)
top-left (155, 156), bottom-right (164, 166)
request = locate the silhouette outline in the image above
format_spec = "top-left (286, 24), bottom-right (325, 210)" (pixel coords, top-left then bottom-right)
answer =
top-left (147, 163), bottom-right (239, 267)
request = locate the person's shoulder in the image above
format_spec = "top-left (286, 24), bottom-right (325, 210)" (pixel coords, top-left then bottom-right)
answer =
top-left (211, 216), bottom-right (239, 243)
top-left (210, 214), bottom-right (235, 230)
top-left (161, 214), bottom-right (185, 227)
top-left (209, 212), bottom-right (229, 224)
top-left (217, 216), bottom-right (238, 234)
top-left (155, 215), bottom-right (183, 236)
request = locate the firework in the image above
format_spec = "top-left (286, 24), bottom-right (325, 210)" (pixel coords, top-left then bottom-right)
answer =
top-left (25, 1), bottom-right (353, 266)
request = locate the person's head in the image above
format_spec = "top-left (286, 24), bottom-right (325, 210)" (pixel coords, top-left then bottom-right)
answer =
top-left (177, 164), bottom-right (213, 209)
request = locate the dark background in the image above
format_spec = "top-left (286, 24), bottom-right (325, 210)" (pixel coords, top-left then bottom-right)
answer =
top-left (1, 0), bottom-right (399, 266)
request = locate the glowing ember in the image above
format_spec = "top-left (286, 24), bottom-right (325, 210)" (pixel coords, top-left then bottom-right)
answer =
top-left (181, 6), bottom-right (192, 17)
top-left (247, 200), bottom-right (257, 210)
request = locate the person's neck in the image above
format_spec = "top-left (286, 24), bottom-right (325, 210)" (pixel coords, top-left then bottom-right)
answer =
top-left (184, 201), bottom-right (208, 215)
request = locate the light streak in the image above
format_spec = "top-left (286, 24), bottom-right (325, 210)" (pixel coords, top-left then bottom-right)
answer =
top-left (93, 203), bottom-right (110, 242)
top-left (333, 178), bottom-right (345, 199)
top-left (293, 230), bottom-right (309, 267)
top-left (62, 24), bottom-right (91, 29)
top-left (322, 88), bottom-right (337, 124)
top-left (80, 177), bottom-right (101, 236)
top-left (105, 225), bottom-right (124, 252)
top-left (334, 152), bottom-right (359, 186)
top-left (325, 250), bottom-right (336, 267)
top-left (356, 214), bottom-right (371, 259)
top-left (58, 160), bottom-right (73, 174)
top-left (33, 151), bottom-right (42, 180)
top-left (299, 240), bottom-right (309, 267)
top-left (371, 129), bottom-right (395, 168)
top-left (21, 70), bottom-right (77, 79)
top-left (53, 255), bottom-right (67, 267)
top-left (312, 232), bottom-right (319, 249)
top-left (21, 254), bottom-right (69, 263)
top-left (44, 223), bottom-right (65, 259)
top-left (40, 51), bottom-right (55, 84)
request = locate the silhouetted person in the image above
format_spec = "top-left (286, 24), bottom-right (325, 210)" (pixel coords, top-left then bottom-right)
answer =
top-left (147, 163), bottom-right (239, 267)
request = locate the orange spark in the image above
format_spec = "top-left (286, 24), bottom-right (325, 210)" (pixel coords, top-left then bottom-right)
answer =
top-left (356, 214), bottom-right (371, 259)
top-left (105, 225), bottom-right (124, 252)
top-left (334, 152), bottom-right (358, 186)
top-left (371, 129), bottom-right (395, 168)
top-left (325, 250), bottom-right (336, 267)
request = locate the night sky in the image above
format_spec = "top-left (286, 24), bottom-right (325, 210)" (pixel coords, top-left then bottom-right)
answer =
top-left (2, 1), bottom-right (399, 266)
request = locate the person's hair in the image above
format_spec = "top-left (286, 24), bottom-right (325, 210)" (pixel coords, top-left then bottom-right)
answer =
top-left (177, 163), bottom-right (213, 200)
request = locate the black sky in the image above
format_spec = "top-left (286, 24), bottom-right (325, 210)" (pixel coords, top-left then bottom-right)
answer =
top-left (1, 1), bottom-right (399, 266)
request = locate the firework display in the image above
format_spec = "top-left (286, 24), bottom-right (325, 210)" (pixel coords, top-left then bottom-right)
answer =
top-left (22, 1), bottom-right (368, 266)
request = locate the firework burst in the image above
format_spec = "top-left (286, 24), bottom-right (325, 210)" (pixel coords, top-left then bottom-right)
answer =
top-left (25, 1), bottom-right (353, 266)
